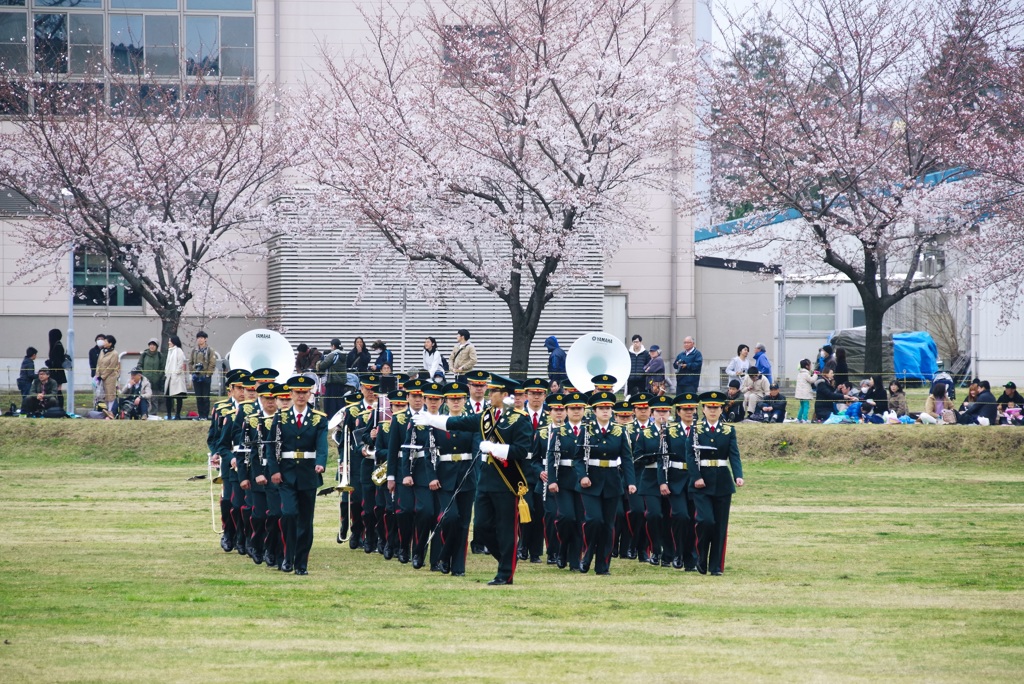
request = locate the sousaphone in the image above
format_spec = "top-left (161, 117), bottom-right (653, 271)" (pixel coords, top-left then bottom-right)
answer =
top-left (565, 332), bottom-right (631, 393)
top-left (227, 328), bottom-right (295, 381)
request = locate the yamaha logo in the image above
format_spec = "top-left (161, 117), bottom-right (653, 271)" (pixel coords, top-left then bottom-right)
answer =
top-left (591, 335), bottom-right (613, 343)
top-left (256, 333), bottom-right (271, 339)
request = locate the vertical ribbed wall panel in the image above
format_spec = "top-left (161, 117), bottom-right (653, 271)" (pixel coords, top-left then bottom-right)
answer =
top-left (267, 225), bottom-right (603, 376)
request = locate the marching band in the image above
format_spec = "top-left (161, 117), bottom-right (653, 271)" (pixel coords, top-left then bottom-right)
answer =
top-left (206, 369), bottom-right (744, 581)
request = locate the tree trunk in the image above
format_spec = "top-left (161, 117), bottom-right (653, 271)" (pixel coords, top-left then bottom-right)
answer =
top-left (159, 310), bottom-right (182, 354)
top-left (861, 298), bottom-right (887, 379)
top-left (507, 307), bottom-right (539, 380)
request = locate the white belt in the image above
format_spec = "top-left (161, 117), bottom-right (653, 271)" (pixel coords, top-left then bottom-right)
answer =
top-left (409, 452), bottom-right (425, 460)
top-left (439, 453), bottom-right (470, 462)
top-left (644, 464), bottom-right (658, 469)
top-left (281, 451), bottom-right (316, 460)
top-left (700, 459), bottom-right (729, 467)
top-left (668, 461), bottom-right (687, 470)
top-left (232, 446), bottom-right (250, 453)
top-left (587, 458), bottom-right (621, 468)
top-left (557, 459), bottom-right (574, 467)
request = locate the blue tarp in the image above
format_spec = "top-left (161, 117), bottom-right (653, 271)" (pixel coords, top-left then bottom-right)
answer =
top-left (892, 331), bottom-right (939, 381)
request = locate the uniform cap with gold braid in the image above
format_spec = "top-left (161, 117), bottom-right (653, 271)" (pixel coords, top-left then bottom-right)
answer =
top-left (406, 378), bottom-right (427, 394)
top-left (465, 370), bottom-right (490, 385)
top-left (443, 382), bottom-right (468, 397)
top-left (565, 391), bottom-right (588, 407)
top-left (674, 392), bottom-right (699, 408)
top-left (631, 392), bottom-right (652, 407)
top-left (650, 395), bottom-right (673, 409)
top-left (226, 369), bottom-right (250, 386)
top-left (285, 375), bottom-right (316, 391)
top-left (258, 382), bottom-right (280, 397)
top-left (699, 390), bottom-right (725, 407)
top-left (344, 392), bottom-right (364, 405)
top-left (273, 384), bottom-right (292, 397)
top-left (486, 373), bottom-right (518, 393)
top-left (242, 374), bottom-right (258, 389)
top-left (523, 378), bottom-right (548, 392)
top-left (395, 373), bottom-right (411, 387)
top-left (252, 367), bottom-right (279, 382)
top-left (388, 390), bottom-right (409, 404)
top-left (591, 374), bottom-right (617, 390)
top-left (589, 391), bottom-right (616, 407)
top-left (423, 382), bottom-right (444, 398)
top-left (613, 400), bottom-right (632, 415)
top-left (546, 393), bottom-right (567, 407)
top-left (561, 381), bottom-right (577, 392)
top-left (360, 373), bottom-right (380, 388)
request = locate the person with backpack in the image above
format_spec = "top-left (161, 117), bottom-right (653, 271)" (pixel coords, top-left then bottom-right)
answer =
top-left (422, 336), bottom-right (446, 379)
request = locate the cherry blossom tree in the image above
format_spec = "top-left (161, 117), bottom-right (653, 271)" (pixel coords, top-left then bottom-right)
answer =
top-left (704, 0), bottom-right (1022, 375)
top-left (298, 0), bottom-right (700, 374)
top-left (0, 73), bottom-right (293, 345)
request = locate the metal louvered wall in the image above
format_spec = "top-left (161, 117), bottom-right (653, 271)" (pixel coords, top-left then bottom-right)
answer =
top-left (266, 225), bottom-right (604, 377)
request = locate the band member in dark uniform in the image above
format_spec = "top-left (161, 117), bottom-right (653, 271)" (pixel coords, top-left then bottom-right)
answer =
top-left (625, 393), bottom-right (652, 561)
top-left (372, 390), bottom-right (407, 560)
top-left (633, 395), bottom-right (680, 567)
top-left (686, 391), bottom-right (745, 576)
top-left (214, 369), bottom-right (249, 553)
top-left (611, 399), bottom-right (635, 560)
top-left (544, 392), bottom-right (584, 570)
top-left (265, 376), bottom-right (328, 575)
top-left (432, 382), bottom-right (480, 576)
top-left (401, 382), bottom-right (446, 569)
top-left (415, 374), bottom-right (532, 585)
top-left (388, 378), bottom-right (427, 563)
top-left (238, 377), bottom-right (280, 565)
top-left (575, 391), bottom-right (636, 575)
top-left (519, 377), bottom-right (549, 563)
top-left (210, 369), bottom-right (243, 552)
top-left (671, 393), bottom-right (700, 571)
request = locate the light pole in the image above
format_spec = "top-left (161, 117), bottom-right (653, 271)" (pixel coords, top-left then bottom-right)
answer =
top-left (60, 188), bottom-right (75, 416)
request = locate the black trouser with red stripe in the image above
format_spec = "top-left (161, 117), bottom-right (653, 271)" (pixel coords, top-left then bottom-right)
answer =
top-left (437, 486), bottom-right (475, 574)
top-left (265, 485), bottom-right (282, 563)
top-left (579, 491), bottom-right (619, 574)
top-left (411, 485), bottom-right (437, 562)
top-left (552, 488), bottom-right (580, 569)
top-left (474, 489), bottom-right (519, 582)
top-left (692, 490), bottom-right (731, 574)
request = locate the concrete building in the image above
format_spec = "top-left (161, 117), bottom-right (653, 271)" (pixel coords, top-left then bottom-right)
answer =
top-left (2, 0), bottom-right (727, 392)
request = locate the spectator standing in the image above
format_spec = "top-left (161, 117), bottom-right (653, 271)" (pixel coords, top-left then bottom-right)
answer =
top-left (17, 347), bottom-right (37, 401)
top-left (888, 380), bottom-right (908, 417)
top-left (318, 338), bottom-right (349, 419)
top-left (164, 335), bottom-right (188, 420)
top-left (95, 334), bottom-right (121, 406)
top-left (820, 345), bottom-right (837, 375)
top-left (794, 359), bottom-right (816, 423)
top-left (673, 336), bottom-right (703, 395)
top-left (422, 337), bottom-right (445, 379)
top-left (121, 368), bottom-right (153, 419)
top-left (21, 367), bottom-right (59, 415)
top-left (189, 331), bottom-right (216, 420)
top-left (834, 347), bottom-right (850, 388)
top-left (545, 335), bottom-right (567, 384)
top-left (725, 344), bottom-right (749, 385)
top-left (88, 333), bottom-right (106, 379)
top-left (627, 335), bottom-right (651, 396)
top-left (295, 343), bottom-right (323, 373)
top-left (138, 338), bottom-right (165, 417)
top-left (369, 340), bottom-right (393, 372)
top-left (345, 337), bottom-right (371, 373)
top-left (752, 343), bottom-right (773, 384)
top-left (45, 328), bottom-right (68, 389)
top-left (740, 366), bottom-right (770, 417)
top-left (449, 329), bottom-right (477, 379)
top-left (644, 345), bottom-right (666, 392)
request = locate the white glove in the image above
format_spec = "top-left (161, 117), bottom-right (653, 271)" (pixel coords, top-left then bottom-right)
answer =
top-left (479, 440), bottom-right (495, 454)
top-left (489, 443), bottom-right (510, 461)
top-left (502, 396), bottom-right (515, 407)
top-left (413, 413), bottom-right (448, 430)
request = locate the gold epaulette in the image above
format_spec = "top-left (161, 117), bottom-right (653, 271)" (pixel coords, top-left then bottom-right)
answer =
top-left (642, 427), bottom-right (654, 439)
top-left (505, 411), bottom-right (521, 425)
top-left (668, 425), bottom-right (679, 439)
top-left (247, 415), bottom-right (259, 428)
top-left (611, 424), bottom-right (623, 437)
top-left (396, 412), bottom-right (408, 425)
top-left (348, 404), bottom-right (361, 417)
top-left (539, 427), bottom-right (549, 439)
top-left (721, 424), bottom-right (733, 435)
top-left (311, 413), bottom-right (322, 426)
top-left (382, 421), bottom-right (391, 434)
top-left (219, 407), bottom-right (234, 418)
top-left (311, 409), bottom-right (326, 417)
top-left (623, 423), bottom-right (635, 435)
top-left (263, 417), bottom-right (275, 429)
top-left (242, 403), bottom-right (256, 415)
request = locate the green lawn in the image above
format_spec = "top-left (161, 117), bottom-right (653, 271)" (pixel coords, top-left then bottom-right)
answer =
top-left (0, 423), bottom-right (1022, 682)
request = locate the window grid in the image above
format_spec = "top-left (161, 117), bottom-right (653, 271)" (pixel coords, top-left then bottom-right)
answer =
top-left (785, 295), bottom-right (836, 333)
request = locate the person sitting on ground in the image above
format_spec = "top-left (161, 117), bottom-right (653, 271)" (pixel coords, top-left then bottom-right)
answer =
top-left (756, 383), bottom-right (787, 423)
top-left (958, 380), bottom-right (997, 425)
top-left (866, 376), bottom-right (889, 416)
top-left (888, 381), bottom-right (908, 418)
top-left (21, 367), bottom-right (59, 416)
top-left (740, 366), bottom-right (770, 418)
top-left (120, 368), bottom-right (153, 420)
top-left (996, 382), bottom-right (1022, 424)
top-left (18, 346), bottom-right (37, 401)
top-left (918, 383), bottom-right (948, 424)
top-left (723, 380), bottom-right (745, 423)
top-left (813, 370), bottom-right (851, 423)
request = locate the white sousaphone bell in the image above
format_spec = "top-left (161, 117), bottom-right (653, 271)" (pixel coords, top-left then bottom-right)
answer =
top-left (226, 328), bottom-right (295, 382)
top-left (565, 331), bottom-right (632, 393)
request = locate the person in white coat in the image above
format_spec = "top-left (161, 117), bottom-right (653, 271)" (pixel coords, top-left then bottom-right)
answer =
top-left (794, 358), bottom-right (816, 423)
top-left (164, 335), bottom-right (188, 420)
top-left (422, 337), bottom-right (445, 380)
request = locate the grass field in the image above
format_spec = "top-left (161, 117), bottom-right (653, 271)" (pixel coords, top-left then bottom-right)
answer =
top-left (0, 421), bottom-right (1022, 682)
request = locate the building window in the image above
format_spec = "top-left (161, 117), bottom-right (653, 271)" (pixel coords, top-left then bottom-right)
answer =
top-left (851, 307), bottom-right (865, 328)
top-left (186, 14), bottom-right (252, 77)
top-left (785, 295), bottom-right (836, 333)
top-left (73, 250), bottom-right (143, 308)
top-left (0, 10), bottom-right (28, 73)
